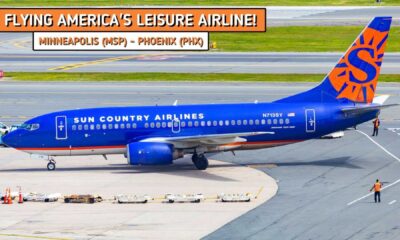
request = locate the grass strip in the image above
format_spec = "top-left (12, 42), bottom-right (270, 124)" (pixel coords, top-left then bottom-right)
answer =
top-left (210, 26), bottom-right (400, 52)
top-left (6, 72), bottom-right (400, 82)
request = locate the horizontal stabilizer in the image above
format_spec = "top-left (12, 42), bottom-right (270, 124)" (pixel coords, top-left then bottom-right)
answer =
top-left (372, 95), bottom-right (390, 105)
top-left (341, 104), bottom-right (398, 115)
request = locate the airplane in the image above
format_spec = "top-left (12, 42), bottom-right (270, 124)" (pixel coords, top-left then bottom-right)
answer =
top-left (2, 16), bottom-right (397, 171)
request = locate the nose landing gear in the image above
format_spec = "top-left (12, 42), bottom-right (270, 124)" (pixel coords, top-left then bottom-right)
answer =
top-left (47, 159), bottom-right (56, 171)
top-left (192, 153), bottom-right (209, 170)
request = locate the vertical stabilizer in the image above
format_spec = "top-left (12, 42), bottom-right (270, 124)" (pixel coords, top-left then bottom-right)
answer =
top-left (276, 17), bottom-right (392, 104)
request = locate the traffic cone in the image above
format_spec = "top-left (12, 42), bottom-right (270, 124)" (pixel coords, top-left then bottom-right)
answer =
top-left (8, 188), bottom-right (13, 204)
top-left (18, 188), bottom-right (23, 204)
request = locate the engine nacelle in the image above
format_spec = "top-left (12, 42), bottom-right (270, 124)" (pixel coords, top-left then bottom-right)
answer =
top-left (127, 142), bottom-right (174, 165)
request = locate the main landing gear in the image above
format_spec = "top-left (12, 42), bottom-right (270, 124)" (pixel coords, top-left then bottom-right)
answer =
top-left (192, 153), bottom-right (209, 170)
top-left (47, 159), bottom-right (56, 171)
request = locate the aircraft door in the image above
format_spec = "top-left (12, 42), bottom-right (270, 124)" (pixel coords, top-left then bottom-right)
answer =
top-left (55, 116), bottom-right (68, 140)
top-left (171, 118), bottom-right (181, 133)
top-left (305, 109), bottom-right (316, 133)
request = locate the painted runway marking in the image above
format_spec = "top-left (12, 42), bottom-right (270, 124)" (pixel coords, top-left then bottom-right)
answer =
top-left (347, 179), bottom-right (400, 206)
top-left (0, 233), bottom-right (71, 240)
top-left (356, 130), bottom-right (400, 163)
top-left (48, 55), bottom-right (144, 71)
top-left (389, 200), bottom-right (397, 205)
top-left (347, 130), bottom-right (400, 206)
top-left (48, 53), bottom-right (172, 71)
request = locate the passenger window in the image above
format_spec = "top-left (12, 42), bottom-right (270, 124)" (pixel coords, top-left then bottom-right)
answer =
top-left (279, 119), bottom-right (284, 124)
top-left (225, 120), bottom-right (229, 126)
top-left (213, 121), bottom-right (217, 126)
top-left (150, 122), bottom-right (155, 128)
top-left (114, 124), bottom-right (119, 129)
top-left (219, 120), bottom-right (223, 126)
top-left (133, 123), bottom-right (137, 129)
top-left (249, 120), bottom-right (254, 125)
top-left (162, 122), bottom-right (166, 128)
top-left (188, 121), bottom-right (193, 127)
top-left (194, 121), bottom-right (199, 127)
top-left (144, 123), bottom-right (149, 128)
top-left (261, 119), bottom-right (266, 125)
top-left (126, 123), bottom-right (131, 129)
top-left (285, 118), bottom-right (290, 124)
top-left (181, 121), bottom-right (186, 127)
top-left (167, 122), bottom-right (172, 128)
top-left (201, 121), bottom-right (205, 127)
top-left (90, 124), bottom-right (95, 130)
top-left (255, 119), bottom-right (260, 125)
top-left (267, 119), bottom-right (272, 125)
top-left (243, 120), bottom-right (248, 125)
top-left (84, 125), bottom-right (89, 130)
top-left (273, 119), bottom-right (277, 124)
top-left (207, 121), bottom-right (211, 126)
top-left (237, 120), bottom-right (242, 125)
top-left (102, 124), bottom-right (107, 130)
top-left (120, 123), bottom-right (125, 129)
top-left (108, 124), bottom-right (113, 129)
top-left (78, 125), bottom-right (83, 130)
top-left (156, 122), bottom-right (161, 128)
top-left (231, 120), bottom-right (235, 125)
top-left (72, 125), bottom-right (77, 131)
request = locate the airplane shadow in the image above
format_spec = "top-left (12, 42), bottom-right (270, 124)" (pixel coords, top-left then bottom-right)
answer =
top-left (242, 156), bottom-right (362, 169)
top-left (0, 157), bottom-right (360, 182)
top-left (0, 162), bottom-right (240, 182)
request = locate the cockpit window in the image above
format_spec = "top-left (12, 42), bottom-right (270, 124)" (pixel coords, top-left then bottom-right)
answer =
top-left (31, 124), bottom-right (40, 130)
top-left (21, 123), bottom-right (40, 131)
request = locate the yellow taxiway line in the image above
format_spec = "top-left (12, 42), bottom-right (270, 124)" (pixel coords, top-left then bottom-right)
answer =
top-left (0, 233), bottom-right (72, 240)
top-left (48, 54), bottom-right (168, 71)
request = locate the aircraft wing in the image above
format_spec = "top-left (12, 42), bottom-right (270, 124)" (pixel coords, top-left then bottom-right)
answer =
top-left (140, 131), bottom-right (274, 148)
top-left (341, 104), bottom-right (398, 115)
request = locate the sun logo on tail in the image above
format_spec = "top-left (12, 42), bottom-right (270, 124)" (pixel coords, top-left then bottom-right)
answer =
top-left (328, 27), bottom-right (389, 103)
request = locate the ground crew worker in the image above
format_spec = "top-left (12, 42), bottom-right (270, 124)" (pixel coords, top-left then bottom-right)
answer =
top-left (370, 179), bottom-right (382, 203)
top-left (372, 117), bottom-right (380, 136)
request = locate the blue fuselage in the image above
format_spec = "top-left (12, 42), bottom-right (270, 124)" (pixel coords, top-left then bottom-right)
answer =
top-left (3, 102), bottom-right (378, 156)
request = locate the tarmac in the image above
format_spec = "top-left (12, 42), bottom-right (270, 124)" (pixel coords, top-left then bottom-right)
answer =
top-left (0, 149), bottom-right (277, 240)
top-left (1, 81), bottom-right (400, 239)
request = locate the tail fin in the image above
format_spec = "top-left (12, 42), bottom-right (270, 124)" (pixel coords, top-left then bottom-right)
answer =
top-left (276, 16), bottom-right (392, 104)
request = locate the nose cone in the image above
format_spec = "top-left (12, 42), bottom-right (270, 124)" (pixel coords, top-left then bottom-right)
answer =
top-left (2, 131), bottom-right (18, 148)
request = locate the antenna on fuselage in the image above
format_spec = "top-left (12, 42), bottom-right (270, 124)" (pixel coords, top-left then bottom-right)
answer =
top-left (173, 100), bottom-right (178, 106)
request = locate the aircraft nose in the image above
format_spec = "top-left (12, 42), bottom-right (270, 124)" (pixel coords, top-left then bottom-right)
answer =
top-left (2, 131), bottom-right (18, 148)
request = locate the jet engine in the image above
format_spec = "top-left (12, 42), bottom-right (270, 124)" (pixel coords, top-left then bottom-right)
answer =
top-left (127, 142), bottom-right (179, 165)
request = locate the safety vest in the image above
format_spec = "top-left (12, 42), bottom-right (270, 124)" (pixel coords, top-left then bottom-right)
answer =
top-left (374, 182), bottom-right (382, 192)
top-left (374, 119), bottom-right (380, 128)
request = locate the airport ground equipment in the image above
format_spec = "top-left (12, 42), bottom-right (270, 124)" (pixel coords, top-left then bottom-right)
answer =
top-left (165, 193), bottom-right (204, 203)
top-left (115, 194), bottom-right (152, 204)
top-left (64, 194), bottom-right (103, 204)
top-left (321, 131), bottom-right (344, 139)
top-left (218, 193), bottom-right (252, 202)
top-left (23, 192), bottom-right (61, 202)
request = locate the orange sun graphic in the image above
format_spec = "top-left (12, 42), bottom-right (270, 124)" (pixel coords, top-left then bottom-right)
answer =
top-left (328, 27), bottom-right (389, 103)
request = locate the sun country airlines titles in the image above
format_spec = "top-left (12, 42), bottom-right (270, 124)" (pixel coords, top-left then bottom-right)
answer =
top-left (73, 113), bottom-right (205, 124)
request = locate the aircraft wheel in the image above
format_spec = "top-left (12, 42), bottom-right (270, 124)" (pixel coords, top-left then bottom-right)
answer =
top-left (193, 154), bottom-right (208, 170)
top-left (47, 161), bottom-right (56, 171)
